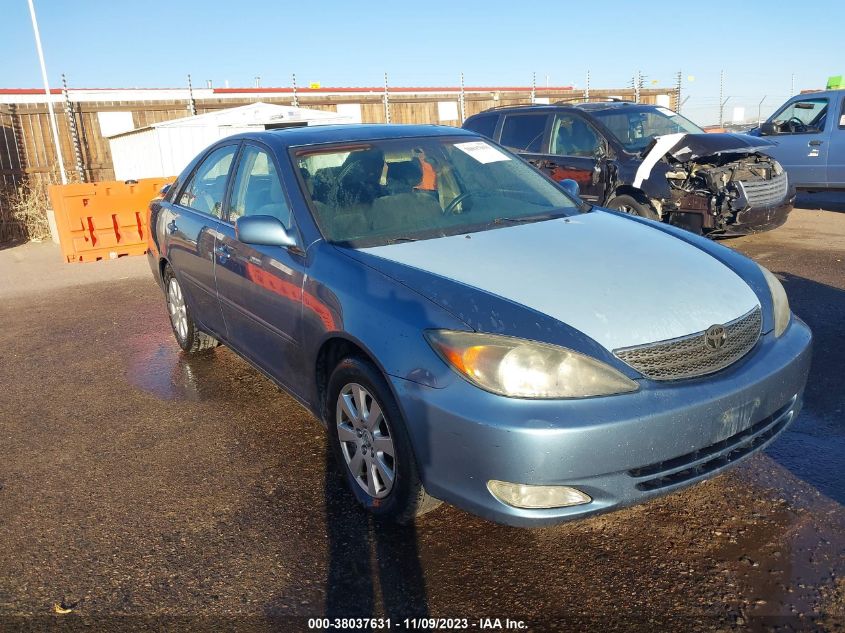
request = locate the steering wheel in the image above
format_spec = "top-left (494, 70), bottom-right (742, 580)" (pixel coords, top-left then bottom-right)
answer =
top-left (444, 191), bottom-right (476, 215)
top-left (786, 117), bottom-right (807, 133)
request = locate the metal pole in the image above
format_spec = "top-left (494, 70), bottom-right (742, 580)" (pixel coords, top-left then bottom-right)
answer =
top-left (675, 70), bottom-right (682, 112)
top-left (459, 72), bottom-right (466, 123)
top-left (291, 73), bottom-right (299, 107)
top-left (531, 72), bottom-right (536, 104)
top-left (718, 70), bottom-right (724, 126)
top-left (584, 69), bottom-right (590, 103)
top-left (61, 74), bottom-right (85, 182)
top-left (26, 0), bottom-right (67, 184)
top-left (757, 95), bottom-right (767, 126)
top-left (187, 74), bottom-right (197, 116)
top-left (791, 73), bottom-right (795, 96)
top-left (720, 96), bottom-right (731, 128)
top-left (383, 72), bottom-right (391, 123)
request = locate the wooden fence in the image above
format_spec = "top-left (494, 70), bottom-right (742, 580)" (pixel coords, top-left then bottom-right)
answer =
top-left (0, 87), bottom-right (673, 240)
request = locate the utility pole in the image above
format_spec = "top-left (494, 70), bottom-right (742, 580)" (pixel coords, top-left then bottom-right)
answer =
top-left (791, 73), bottom-right (796, 96)
top-left (531, 71), bottom-right (536, 104)
top-left (757, 95), bottom-right (767, 126)
top-left (291, 73), bottom-right (299, 107)
top-left (718, 70), bottom-right (725, 127)
top-left (27, 0), bottom-right (67, 184)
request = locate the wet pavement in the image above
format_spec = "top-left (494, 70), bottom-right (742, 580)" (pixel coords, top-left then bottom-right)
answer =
top-left (1, 205), bottom-right (844, 632)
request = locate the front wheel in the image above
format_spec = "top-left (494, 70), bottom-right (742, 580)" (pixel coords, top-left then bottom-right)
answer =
top-left (605, 194), bottom-right (660, 220)
top-left (163, 265), bottom-right (220, 354)
top-left (326, 356), bottom-right (441, 523)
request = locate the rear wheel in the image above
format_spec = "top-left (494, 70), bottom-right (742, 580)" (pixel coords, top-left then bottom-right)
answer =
top-left (163, 265), bottom-right (219, 353)
top-left (326, 356), bottom-right (441, 523)
top-left (605, 194), bottom-right (660, 220)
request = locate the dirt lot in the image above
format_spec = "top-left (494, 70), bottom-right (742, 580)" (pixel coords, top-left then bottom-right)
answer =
top-left (0, 199), bottom-right (843, 632)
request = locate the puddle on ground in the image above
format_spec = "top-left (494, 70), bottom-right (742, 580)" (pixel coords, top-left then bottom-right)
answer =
top-left (125, 331), bottom-right (212, 401)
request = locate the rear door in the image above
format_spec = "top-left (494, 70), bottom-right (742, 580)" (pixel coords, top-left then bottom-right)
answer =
top-left (763, 95), bottom-right (831, 187)
top-left (534, 113), bottom-right (607, 202)
top-left (827, 94), bottom-right (845, 187)
top-left (497, 112), bottom-right (552, 167)
top-left (214, 142), bottom-right (307, 392)
top-left (165, 143), bottom-right (238, 337)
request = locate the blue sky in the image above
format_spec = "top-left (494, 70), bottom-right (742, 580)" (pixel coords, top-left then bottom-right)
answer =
top-left (2, 0), bottom-right (842, 125)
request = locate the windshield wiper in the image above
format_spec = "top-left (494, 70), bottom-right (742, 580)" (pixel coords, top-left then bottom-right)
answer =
top-left (387, 236), bottom-right (418, 244)
top-left (492, 211), bottom-right (569, 225)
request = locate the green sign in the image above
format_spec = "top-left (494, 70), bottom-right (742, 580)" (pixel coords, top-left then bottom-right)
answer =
top-left (826, 75), bottom-right (844, 90)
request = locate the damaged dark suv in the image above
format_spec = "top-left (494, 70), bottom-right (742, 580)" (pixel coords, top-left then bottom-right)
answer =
top-left (463, 101), bottom-right (795, 235)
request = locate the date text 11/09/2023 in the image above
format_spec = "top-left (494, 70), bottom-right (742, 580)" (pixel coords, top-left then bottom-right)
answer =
top-left (307, 617), bottom-right (528, 630)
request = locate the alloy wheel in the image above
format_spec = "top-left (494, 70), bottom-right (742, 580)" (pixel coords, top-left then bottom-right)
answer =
top-left (336, 382), bottom-right (396, 498)
top-left (167, 277), bottom-right (189, 342)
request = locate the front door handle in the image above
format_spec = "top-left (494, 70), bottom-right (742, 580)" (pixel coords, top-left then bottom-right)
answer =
top-left (808, 140), bottom-right (823, 147)
top-left (166, 219), bottom-right (178, 234)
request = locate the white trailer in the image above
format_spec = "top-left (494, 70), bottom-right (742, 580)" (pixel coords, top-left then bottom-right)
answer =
top-left (106, 102), bottom-right (353, 180)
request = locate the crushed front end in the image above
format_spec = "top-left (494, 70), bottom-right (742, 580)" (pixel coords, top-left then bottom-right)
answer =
top-left (639, 134), bottom-right (795, 236)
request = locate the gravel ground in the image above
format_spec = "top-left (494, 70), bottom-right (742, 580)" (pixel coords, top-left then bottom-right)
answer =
top-left (0, 201), bottom-right (843, 632)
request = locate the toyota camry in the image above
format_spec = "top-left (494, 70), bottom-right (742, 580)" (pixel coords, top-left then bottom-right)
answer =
top-left (147, 124), bottom-right (812, 526)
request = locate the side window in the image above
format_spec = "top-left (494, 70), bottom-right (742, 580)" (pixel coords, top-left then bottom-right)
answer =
top-left (178, 145), bottom-right (238, 218)
top-left (550, 114), bottom-right (602, 157)
top-left (772, 98), bottom-right (828, 133)
top-left (228, 145), bottom-right (293, 229)
top-left (839, 97), bottom-right (845, 130)
top-left (499, 114), bottom-right (547, 153)
top-left (463, 115), bottom-right (498, 139)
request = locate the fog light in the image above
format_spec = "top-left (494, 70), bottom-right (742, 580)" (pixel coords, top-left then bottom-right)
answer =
top-left (487, 480), bottom-right (591, 509)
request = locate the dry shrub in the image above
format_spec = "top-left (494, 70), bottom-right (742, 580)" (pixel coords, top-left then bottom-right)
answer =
top-left (0, 182), bottom-right (52, 244)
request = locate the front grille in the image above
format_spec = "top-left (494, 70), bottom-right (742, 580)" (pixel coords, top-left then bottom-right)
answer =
top-left (628, 395), bottom-right (797, 491)
top-left (738, 170), bottom-right (789, 207)
top-left (614, 307), bottom-right (762, 381)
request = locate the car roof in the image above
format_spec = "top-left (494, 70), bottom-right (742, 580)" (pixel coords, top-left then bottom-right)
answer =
top-left (238, 123), bottom-right (477, 149)
top-left (465, 100), bottom-right (667, 118)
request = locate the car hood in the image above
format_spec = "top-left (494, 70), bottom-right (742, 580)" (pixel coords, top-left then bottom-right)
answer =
top-left (356, 211), bottom-right (760, 351)
top-left (642, 132), bottom-right (777, 162)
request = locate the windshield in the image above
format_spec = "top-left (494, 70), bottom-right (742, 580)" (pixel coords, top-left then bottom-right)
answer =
top-left (590, 107), bottom-right (704, 153)
top-left (294, 136), bottom-right (579, 247)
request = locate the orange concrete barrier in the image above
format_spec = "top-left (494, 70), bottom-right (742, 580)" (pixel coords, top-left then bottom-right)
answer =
top-left (48, 177), bottom-right (175, 263)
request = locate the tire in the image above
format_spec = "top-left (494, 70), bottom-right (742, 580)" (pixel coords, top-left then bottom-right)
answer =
top-left (326, 356), bottom-right (441, 524)
top-left (162, 265), bottom-right (220, 354)
top-left (605, 194), bottom-right (660, 220)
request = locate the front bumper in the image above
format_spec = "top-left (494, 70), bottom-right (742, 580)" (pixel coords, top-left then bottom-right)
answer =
top-left (721, 195), bottom-right (794, 236)
top-left (392, 317), bottom-right (812, 527)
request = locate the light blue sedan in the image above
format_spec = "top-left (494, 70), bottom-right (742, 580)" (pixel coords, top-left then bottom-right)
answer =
top-left (147, 124), bottom-right (812, 526)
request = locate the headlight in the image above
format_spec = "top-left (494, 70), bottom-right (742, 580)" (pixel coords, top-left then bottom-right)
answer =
top-left (759, 265), bottom-right (791, 336)
top-left (425, 330), bottom-right (638, 399)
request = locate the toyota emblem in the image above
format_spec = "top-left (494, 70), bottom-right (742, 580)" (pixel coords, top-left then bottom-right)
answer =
top-left (704, 325), bottom-right (727, 350)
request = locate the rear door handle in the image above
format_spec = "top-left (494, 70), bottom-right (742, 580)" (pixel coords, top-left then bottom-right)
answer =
top-left (808, 140), bottom-right (823, 146)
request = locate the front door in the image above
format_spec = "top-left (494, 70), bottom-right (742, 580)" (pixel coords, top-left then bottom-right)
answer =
top-left (214, 142), bottom-right (307, 392)
top-left (534, 113), bottom-right (607, 202)
top-left (827, 94), bottom-right (845, 188)
top-left (763, 95), bottom-right (831, 188)
top-left (166, 143), bottom-right (239, 337)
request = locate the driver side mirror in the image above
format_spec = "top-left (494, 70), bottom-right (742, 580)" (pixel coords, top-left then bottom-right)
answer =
top-left (236, 215), bottom-right (297, 248)
top-left (559, 179), bottom-right (580, 198)
top-left (759, 121), bottom-right (778, 136)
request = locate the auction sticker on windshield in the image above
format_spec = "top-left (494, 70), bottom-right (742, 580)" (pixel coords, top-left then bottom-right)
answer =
top-left (454, 141), bottom-right (510, 164)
